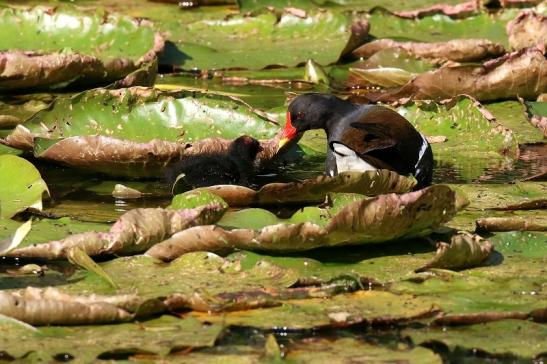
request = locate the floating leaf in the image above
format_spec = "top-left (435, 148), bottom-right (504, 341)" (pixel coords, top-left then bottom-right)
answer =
top-left (4, 205), bottom-right (226, 259)
top-left (416, 231), bottom-right (493, 272)
top-left (349, 67), bottom-right (416, 87)
top-left (3, 88), bottom-right (279, 177)
top-left (404, 320), bottom-right (547, 359)
top-left (0, 6), bottom-right (163, 90)
top-left (0, 315), bottom-right (222, 361)
top-left (147, 185), bottom-right (457, 261)
top-left (161, 9), bottom-right (368, 69)
top-left (0, 219), bottom-right (32, 255)
top-left (201, 170), bottom-right (417, 206)
top-left (351, 38), bottom-right (505, 63)
top-left (476, 216), bottom-right (547, 231)
top-left (0, 155), bottom-right (48, 219)
top-left (362, 48), bottom-right (547, 102)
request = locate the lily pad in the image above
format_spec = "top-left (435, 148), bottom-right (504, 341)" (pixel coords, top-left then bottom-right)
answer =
top-left (189, 290), bottom-right (438, 330)
top-left (160, 9), bottom-right (368, 70)
top-left (0, 6), bottom-right (163, 90)
top-left (362, 48), bottom-right (547, 102)
top-left (404, 319), bottom-right (547, 359)
top-left (397, 97), bottom-right (518, 181)
top-left (2, 87), bottom-right (279, 177)
top-left (4, 204), bottom-right (226, 259)
top-left (199, 170), bottom-right (417, 206)
top-left (147, 185), bottom-right (457, 260)
top-left (0, 315), bottom-right (222, 362)
top-left (0, 155), bottom-right (48, 219)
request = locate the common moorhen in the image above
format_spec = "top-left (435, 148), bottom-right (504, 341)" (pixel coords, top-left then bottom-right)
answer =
top-left (166, 135), bottom-right (262, 189)
top-left (278, 93), bottom-right (433, 188)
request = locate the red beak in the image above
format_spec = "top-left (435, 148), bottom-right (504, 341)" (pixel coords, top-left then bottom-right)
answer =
top-left (278, 112), bottom-right (297, 149)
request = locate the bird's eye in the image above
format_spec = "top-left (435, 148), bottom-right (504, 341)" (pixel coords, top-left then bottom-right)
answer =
top-left (297, 112), bottom-right (305, 119)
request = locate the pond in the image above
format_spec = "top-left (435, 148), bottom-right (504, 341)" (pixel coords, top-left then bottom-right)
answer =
top-left (0, 0), bottom-right (546, 362)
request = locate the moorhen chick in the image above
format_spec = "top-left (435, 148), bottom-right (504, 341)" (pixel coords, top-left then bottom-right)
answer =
top-left (278, 93), bottom-right (433, 189)
top-left (166, 135), bottom-right (262, 189)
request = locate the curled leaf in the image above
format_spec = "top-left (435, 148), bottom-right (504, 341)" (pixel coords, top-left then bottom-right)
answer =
top-left (147, 185), bottom-right (457, 261)
top-left (476, 217), bottom-right (547, 232)
top-left (507, 11), bottom-right (546, 51)
top-left (202, 170), bottom-right (417, 206)
top-left (351, 39), bottom-right (505, 63)
top-left (4, 205), bottom-right (226, 259)
top-left (416, 232), bottom-right (493, 272)
top-left (362, 48), bottom-right (547, 102)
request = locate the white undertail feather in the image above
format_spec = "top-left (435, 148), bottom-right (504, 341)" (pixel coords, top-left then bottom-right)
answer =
top-left (414, 133), bottom-right (429, 175)
top-left (332, 142), bottom-right (377, 174)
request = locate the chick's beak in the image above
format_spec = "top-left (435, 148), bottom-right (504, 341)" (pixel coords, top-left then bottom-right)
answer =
top-left (278, 112), bottom-right (297, 151)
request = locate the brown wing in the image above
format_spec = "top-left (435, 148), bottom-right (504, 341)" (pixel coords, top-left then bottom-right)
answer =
top-left (339, 122), bottom-right (397, 155)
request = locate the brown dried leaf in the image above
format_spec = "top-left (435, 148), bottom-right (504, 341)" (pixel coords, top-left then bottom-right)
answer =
top-left (393, 0), bottom-right (479, 19)
top-left (507, 11), bottom-right (547, 50)
top-left (24, 135), bottom-right (279, 178)
top-left (147, 185), bottom-right (457, 261)
top-left (203, 170), bottom-right (417, 206)
top-left (4, 205), bottom-right (226, 259)
top-left (476, 216), bottom-right (547, 232)
top-left (351, 39), bottom-right (505, 63)
top-left (0, 288), bottom-right (138, 325)
top-left (416, 232), bottom-right (493, 272)
top-left (363, 48), bottom-right (547, 102)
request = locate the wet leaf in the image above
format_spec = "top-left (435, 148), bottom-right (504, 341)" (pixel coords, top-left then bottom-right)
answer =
top-left (147, 185), bottom-right (457, 260)
top-left (0, 6), bottom-right (163, 90)
top-left (0, 315), bottom-right (222, 361)
top-left (201, 170), bottom-right (417, 206)
top-left (0, 155), bottom-right (49, 219)
top-left (404, 319), bottom-right (547, 359)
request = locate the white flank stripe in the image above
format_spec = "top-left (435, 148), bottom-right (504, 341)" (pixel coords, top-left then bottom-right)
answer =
top-left (332, 142), bottom-right (377, 173)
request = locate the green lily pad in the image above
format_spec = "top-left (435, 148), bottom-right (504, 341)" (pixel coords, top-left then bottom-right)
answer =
top-left (285, 337), bottom-right (441, 364)
top-left (160, 9), bottom-right (367, 70)
top-left (368, 10), bottom-right (517, 48)
top-left (485, 101), bottom-right (545, 143)
top-left (0, 6), bottom-right (163, 90)
top-left (62, 252), bottom-right (300, 300)
top-left (189, 290), bottom-right (438, 330)
top-left (3, 87), bottom-right (279, 177)
top-left (0, 155), bottom-right (48, 219)
top-left (404, 319), bottom-right (547, 359)
top-left (398, 97), bottom-right (518, 181)
top-left (0, 315), bottom-right (223, 362)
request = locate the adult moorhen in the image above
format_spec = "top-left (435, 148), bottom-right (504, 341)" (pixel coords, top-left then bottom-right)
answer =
top-left (166, 135), bottom-right (262, 189)
top-left (278, 93), bottom-right (433, 189)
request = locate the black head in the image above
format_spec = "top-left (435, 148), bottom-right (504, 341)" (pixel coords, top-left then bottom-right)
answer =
top-left (279, 94), bottom-right (353, 150)
top-left (287, 93), bottom-right (342, 132)
top-left (230, 135), bottom-right (263, 161)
